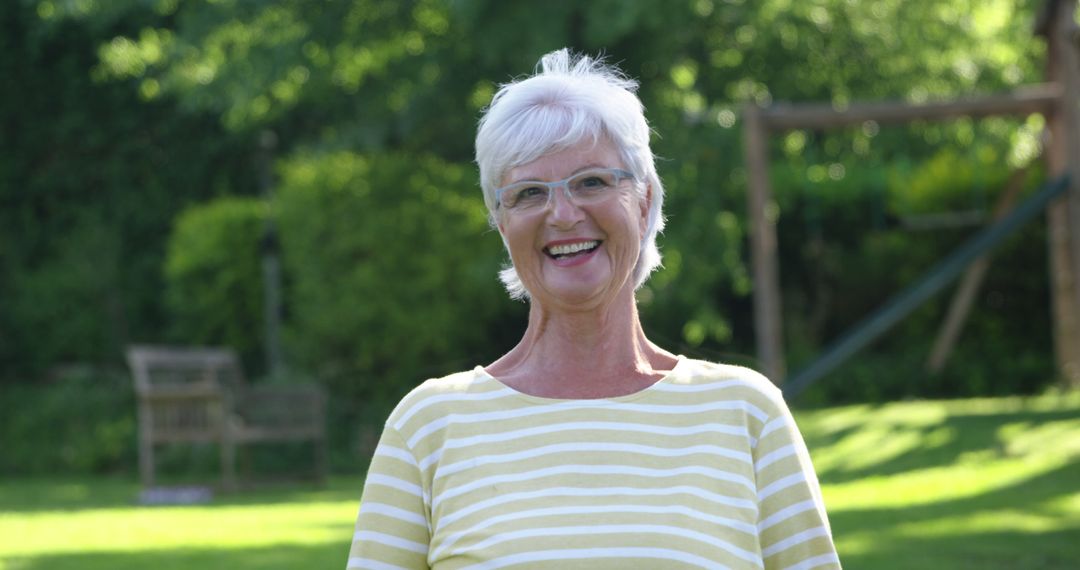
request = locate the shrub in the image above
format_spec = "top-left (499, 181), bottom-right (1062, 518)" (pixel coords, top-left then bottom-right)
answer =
top-left (276, 151), bottom-right (520, 426)
top-left (777, 147), bottom-right (1055, 402)
top-left (0, 367), bottom-right (136, 475)
top-left (164, 197), bottom-right (269, 372)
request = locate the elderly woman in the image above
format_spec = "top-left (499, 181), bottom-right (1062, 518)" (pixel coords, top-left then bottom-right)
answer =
top-left (348, 49), bottom-right (839, 570)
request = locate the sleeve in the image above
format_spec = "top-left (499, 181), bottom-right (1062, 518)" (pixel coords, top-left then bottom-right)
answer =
top-left (346, 425), bottom-right (431, 570)
top-left (753, 396), bottom-right (841, 570)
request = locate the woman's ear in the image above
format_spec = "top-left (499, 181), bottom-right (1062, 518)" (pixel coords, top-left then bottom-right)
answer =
top-left (639, 183), bottom-right (651, 234)
top-left (490, 210), bottom-right (505, 236)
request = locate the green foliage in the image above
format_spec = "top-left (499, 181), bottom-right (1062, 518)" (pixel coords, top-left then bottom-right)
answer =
top-left (5, 216), bottom-right (123, 374)
top-left (275, 152), bottom-right (520, 421)
top-left (781, 146), bottom-right (1054, 403)
top-left (6, 0), bottom-right (1064, 421)
top-left (164, 197), bottom-right (269, 370)
top-left (0, 2), bottom-right (256, 380)
top-left (0, 368), bottom-right (136, 475)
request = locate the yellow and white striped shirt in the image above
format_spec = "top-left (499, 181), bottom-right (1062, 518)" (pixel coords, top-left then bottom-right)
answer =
top-left (348, 357), bottom-right (840, 569)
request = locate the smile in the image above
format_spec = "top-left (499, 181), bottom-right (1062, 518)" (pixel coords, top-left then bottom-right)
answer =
top-left (545, 240), bottom-right (601, 259)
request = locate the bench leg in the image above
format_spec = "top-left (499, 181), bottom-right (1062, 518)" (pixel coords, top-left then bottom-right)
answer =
top-left (221, 436), bottom-right (237, 491)
top-left (315, 435), bottom-right (328, 483)
top-left (139, 437), bottom-right (155, 488)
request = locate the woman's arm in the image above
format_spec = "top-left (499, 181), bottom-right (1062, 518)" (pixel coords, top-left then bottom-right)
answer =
top-left (347, 426), bottom-right (431, 570)
top-left (754, 400), bottom-right (841, 570)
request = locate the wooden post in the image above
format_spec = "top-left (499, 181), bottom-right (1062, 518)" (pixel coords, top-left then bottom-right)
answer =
top-left (258, 130), bottom-right (284, 380)
top-left (1045, 0), bottom-right (1080, 388)
top-left (138, 402), bottom-right (155, 488)
top-left (743, 103), bottom-right (785, 384)
top-left (927, 168), bottom-right (1028, 374)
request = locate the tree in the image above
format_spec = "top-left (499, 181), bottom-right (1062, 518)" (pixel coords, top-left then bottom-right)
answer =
top-left (20, 0), bottom-right (1054, 405)
top-left (0, 2), bottom-right (256, 379)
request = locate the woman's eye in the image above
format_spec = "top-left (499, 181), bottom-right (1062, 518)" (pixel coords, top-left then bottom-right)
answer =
top-left (579, 176), bottom-right (608, 188)
top-left (519, 186), bottom-right (546, 198)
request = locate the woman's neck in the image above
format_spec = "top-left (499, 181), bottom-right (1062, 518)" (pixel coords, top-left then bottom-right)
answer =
top-left (487, 289), bottom-right (678, 399)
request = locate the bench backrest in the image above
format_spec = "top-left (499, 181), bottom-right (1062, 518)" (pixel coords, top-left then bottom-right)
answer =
top-left (127, 345), bottom-right (245, 395)
top-left (126, 345), bottom-right (246, 441)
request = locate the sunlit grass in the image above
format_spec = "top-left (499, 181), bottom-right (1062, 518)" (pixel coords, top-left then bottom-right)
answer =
top-left (800, 390), bottom-right (1080, 569)
top-left (0, 479), bottom-right (363, 570)
top-left (5, 501), bottom-right (351, 555)
top-left (1, 391), bottom-right (1078, 569)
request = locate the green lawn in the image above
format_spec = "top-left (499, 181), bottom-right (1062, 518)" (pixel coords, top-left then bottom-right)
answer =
top-left (0, 478), bottom-right (364, 569)
top-left (2, 391), bottom-right (1078, 569)
top-left (803, 390), bottom-right (1080, 569)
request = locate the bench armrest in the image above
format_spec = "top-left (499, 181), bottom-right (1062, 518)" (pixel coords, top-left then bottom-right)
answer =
top-left (138, 385), bottom-right (224, 401)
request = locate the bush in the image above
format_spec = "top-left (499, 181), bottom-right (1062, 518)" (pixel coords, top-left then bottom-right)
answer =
top-left (164, 197), bottom-right (270, 372)
top-left (0, 5), bottom-right (257, 382)
top-left (0, 367), bottom-right (136, 476)
top-left (777, 146), bottom-right (1055, 403)
top-left (157, 152), bottom-right (521, 452)
top-left (276, 151), bottom-right (520, 426)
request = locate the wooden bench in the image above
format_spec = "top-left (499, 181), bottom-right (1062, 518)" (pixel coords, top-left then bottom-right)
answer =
top-left (126, 345), bottom-right (327, 490)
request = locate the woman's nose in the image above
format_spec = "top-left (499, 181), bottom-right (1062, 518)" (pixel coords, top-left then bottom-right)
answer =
top-left (546, 183), bottom-right (585, 223)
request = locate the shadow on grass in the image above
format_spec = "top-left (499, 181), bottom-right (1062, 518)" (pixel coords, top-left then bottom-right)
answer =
top-left (3, 542), bottom-right (347, 570)
top-left (804, 405), bottom-right (1079, 484)
top-left (837, 527), bottom-right (1080, 570)
top-left (800, 399), bottom-right (1080, 570)
top-left (831, 459), bottom-right (1080, 569)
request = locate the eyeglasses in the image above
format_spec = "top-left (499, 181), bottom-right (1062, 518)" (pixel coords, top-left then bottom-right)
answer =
top-left (495, 168), bottom-right (637, 213)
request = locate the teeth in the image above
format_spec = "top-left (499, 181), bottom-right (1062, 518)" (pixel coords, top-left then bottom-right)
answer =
top-left (549, 241), bottom-right (599, 256)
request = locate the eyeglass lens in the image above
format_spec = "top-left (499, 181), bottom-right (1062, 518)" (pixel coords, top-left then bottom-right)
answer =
top-left (502, 169), bottom-right (625, 211)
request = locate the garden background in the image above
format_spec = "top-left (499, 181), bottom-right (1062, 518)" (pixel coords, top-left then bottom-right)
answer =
top-left (2, 0), bottom-right (1078, 568)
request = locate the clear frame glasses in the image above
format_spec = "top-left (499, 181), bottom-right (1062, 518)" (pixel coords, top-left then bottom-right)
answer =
top-left (495, 168), bottom-right (637, 213)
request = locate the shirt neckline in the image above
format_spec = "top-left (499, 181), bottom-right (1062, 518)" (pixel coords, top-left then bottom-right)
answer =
top-left (474, 354), bottom-right (687, 404)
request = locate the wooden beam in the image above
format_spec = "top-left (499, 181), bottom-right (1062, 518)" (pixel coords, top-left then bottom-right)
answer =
top-left (926, 168), bottom-right (1028, 374)
top-left (743, 103), bottom-right (786, 384)
top-left (1035, 0), bottom-right (1064, 38)
top-left (1047, 0), bottom-right (1080, 389)
top-left (761, 84), bottom-right (1061, 131)
top-left (1047, 197), bottom-right (1079, 385)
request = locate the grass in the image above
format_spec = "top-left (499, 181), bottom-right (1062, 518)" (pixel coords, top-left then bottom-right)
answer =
top-left (2, 391), bottom-right (1078, 569)
top-left (802, 390), bottom-right (1080, 569)
top-left (0, 478), bottom-right (364, 569)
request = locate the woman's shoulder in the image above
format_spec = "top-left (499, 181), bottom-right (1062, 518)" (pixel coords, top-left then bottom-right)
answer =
top-left (383, 366), bottom-right (507, 429)
top-left (671, 357), bottom-right (787, 409)
top-left (676, 357), bottom-right (776, 387)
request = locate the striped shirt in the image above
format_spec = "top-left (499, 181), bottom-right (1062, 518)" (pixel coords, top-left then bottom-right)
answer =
top-left (347, 357), bottom-right (840, 569)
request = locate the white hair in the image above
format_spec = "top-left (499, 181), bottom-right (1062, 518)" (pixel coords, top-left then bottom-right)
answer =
top-left (475, 48), bottom-right (665, 300)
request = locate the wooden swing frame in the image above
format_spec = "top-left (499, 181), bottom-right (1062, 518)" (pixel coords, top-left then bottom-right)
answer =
top-left (742, 0), bottom-right (1080, 392)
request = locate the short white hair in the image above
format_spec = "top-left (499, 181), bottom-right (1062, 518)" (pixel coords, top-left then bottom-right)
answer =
top-left (475, 48), bottom-right (665, 300)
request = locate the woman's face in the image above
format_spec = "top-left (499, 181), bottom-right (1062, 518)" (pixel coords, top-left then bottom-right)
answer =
top-left (497, 137), bottom-right (649, 310)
